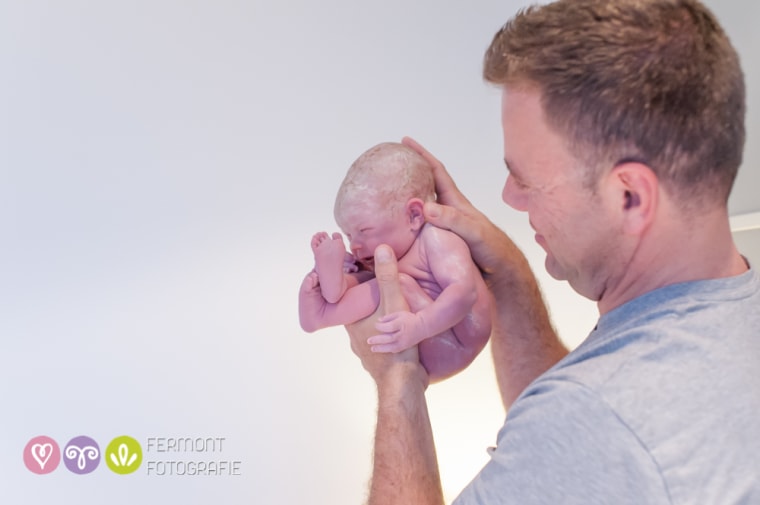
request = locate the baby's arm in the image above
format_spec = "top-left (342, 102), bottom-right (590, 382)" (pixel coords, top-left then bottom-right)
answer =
top-left (371, 226), bottom-right (478, 352)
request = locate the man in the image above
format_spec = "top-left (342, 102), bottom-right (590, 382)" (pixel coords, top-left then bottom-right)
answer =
top-left (346, 0), bottom-right (759, 503)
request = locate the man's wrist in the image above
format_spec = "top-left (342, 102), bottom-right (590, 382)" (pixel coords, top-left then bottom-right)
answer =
top-left (376, 360), bottom-right (429, 399)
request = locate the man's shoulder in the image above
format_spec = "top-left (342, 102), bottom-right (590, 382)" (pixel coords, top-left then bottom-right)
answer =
top-left (454, 376), bottom-right (670, 505)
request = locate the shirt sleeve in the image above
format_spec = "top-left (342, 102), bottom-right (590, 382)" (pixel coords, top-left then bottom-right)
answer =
top-left (453, 379), bottom-right (671, 505)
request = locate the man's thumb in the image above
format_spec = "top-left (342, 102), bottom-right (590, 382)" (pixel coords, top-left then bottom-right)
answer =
top-left (374, 245), bottom-right (408, 314)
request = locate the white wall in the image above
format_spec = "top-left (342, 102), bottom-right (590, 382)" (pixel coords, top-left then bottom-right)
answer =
top-left (1, 1), bottom-right (755, 503)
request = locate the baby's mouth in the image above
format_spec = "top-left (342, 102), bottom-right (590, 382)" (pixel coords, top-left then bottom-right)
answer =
top-left (359, 257), bottom-right (375, 271)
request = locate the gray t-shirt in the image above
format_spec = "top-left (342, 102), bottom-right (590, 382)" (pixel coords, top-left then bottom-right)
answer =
top-left (454, 268), bottom-right (760, 504)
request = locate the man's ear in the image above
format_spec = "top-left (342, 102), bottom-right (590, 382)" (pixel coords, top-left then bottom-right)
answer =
top-left (406, 198), bottom-right (426, 231)
top-left (609, 162), bottom-right (659, 235)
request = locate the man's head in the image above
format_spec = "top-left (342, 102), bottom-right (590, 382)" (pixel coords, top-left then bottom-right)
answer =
top-left (484, 0), bottom-right (745, 209)
top-left (334, 142), bottom-right (435, 267)
top-left (486, 0), bottom-right (747, 307)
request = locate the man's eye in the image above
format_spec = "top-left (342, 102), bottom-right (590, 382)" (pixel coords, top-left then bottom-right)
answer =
top-left (510, 175), bottom-right (529, 189)
top-left (504, 163), bottom-right (528, 190)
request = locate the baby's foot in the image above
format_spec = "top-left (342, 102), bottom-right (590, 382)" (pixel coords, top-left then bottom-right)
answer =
top-left (311, 232), bottom-right (349, 303)
top-left (310, 231), bottom-right (330, 253)
top-left (311, 232), bottom-right (348, 267)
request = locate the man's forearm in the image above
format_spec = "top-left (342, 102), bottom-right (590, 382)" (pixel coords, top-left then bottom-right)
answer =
top-left (485, 226), bottom-right (568, 409)
top-left (369, 364), bottom-right (444, 505)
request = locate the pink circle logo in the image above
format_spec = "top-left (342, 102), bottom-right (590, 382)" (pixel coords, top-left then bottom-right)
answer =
top-left (23, 436), bottom-right (61, 474)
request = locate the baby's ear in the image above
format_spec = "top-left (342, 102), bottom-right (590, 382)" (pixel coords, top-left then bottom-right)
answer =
top-left (406, 198), bottom-right (426, 230)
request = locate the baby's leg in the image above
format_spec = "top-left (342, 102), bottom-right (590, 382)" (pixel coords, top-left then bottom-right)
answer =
top-left (299, 271), bottom-right (380, 332)
top-left (312, 232), bottom-right (351, 303)
top-left (399, 279), bottom-right (486, 383)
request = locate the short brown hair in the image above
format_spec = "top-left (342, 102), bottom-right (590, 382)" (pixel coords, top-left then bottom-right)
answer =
top-left (484, 0), bottom-right (745, 206)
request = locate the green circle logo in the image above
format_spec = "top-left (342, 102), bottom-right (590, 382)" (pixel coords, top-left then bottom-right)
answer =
top-left (105, 436), bottom-right (142, 475)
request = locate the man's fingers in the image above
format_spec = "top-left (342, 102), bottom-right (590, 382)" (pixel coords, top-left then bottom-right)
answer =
top-left (423, 200), bottom-right (483, 244)
top-left (402, 136), bottom-right (446, 172)
top-left (369, 342), bottom-right (403, 354)
top-left (373, 245), bottom-right (410, 315)
top-left (402, 136), bottom-right (471, 208)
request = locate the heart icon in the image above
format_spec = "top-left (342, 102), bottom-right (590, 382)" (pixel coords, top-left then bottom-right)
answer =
top-left (32, 443), bottom-right (53, 469)
top-left (24, 436), bottom-right (61, 474)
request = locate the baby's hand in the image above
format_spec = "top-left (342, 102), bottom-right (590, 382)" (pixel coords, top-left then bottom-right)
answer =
top-left (368, 311), bottom-right (428, 353)
top-left (343, 252), bottom-right (359, 274)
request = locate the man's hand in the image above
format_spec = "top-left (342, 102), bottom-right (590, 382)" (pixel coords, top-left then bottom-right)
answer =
top-left (346, 244), bottom-right (428, 388)
top-left (402, 136), bottom-right (567, 409)
top-left (402, 136), bottom-right (515, 289)
top-left (346, 247), bottom-right (442, 505)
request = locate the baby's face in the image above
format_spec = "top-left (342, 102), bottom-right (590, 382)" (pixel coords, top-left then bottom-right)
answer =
top-left (336, 201), bottom-right (417, 271)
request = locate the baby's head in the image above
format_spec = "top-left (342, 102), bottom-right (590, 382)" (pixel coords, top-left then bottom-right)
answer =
top-left (334, 142), bottom-right (435, 220)
top-left (333, 142), bottom-right (436, 266)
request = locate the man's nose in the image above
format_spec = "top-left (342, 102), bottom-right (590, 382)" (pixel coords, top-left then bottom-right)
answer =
top-left (502, 176), bottom-right (528, 212)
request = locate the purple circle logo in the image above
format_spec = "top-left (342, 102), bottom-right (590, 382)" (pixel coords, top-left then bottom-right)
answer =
top-left (63, 436), bottom-right (100, 474)
top-left (23, 436), bottom-right (61, 474)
